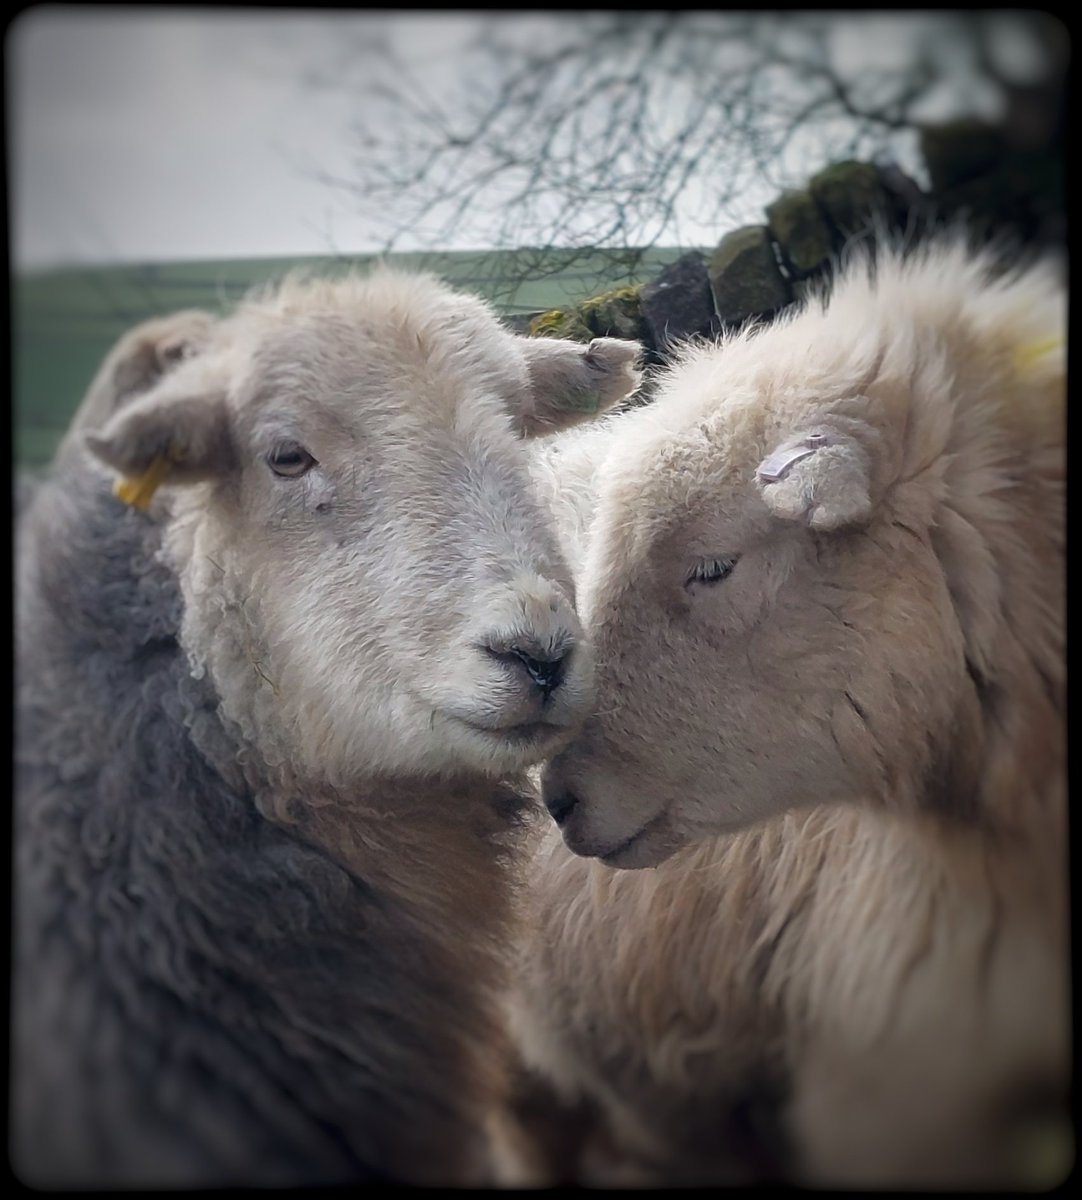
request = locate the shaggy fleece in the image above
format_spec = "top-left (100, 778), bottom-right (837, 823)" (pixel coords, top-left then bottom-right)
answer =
top-left (13, 455), bottom-right (529, 1187)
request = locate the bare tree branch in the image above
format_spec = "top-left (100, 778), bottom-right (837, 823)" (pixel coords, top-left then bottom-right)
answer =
top-left (304, 11), bottom-right (1064, 293)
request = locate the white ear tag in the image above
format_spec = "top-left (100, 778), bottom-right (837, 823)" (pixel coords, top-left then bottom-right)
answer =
top-left (756, 432), bottom-right (830, 482)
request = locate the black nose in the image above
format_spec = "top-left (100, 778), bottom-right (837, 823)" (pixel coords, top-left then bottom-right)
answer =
top-left (511, 646), bottom-right (567, 695)
top-left (544, 788), bottom-right (580, 826)
top-left (488, 643), bottom-right (570, 698)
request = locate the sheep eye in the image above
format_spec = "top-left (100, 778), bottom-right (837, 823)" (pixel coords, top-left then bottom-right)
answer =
top-left (686, 556), bottom-right (739, 587)
top-left (267, 443), bottom-right (316, 478)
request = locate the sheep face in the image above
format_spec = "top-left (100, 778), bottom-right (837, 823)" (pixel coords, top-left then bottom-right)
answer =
top-left (540, 433), bottom-right (965, 869)
top-left (540, 243), bottom-right (1064, 868)
top-left (87, 270), bottom-right (643, 786)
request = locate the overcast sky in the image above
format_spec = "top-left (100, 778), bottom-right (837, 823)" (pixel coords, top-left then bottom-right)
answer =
top-left (8, 7), bottom-right (494, 270)
top-left (8, 7), bottom-right (1041, 273)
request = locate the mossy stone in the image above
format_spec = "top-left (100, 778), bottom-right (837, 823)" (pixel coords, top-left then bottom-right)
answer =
top-left (809, 160), bottom-right (890, 241)
top-left (707, 225), bottom-right (792, 326)
top-left (766, 189), bottom-right (833, 278)
top-left (526, 307), bottom-right (593, 343)
top-left (579, 285), bottom-right (647, 342)
top-left (640, 253), bottom-right (716, 349)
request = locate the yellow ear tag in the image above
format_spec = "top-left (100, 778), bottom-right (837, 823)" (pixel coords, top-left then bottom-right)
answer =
top-left (114, 455), bottom-right (172, 511)
top-left (1013, 336), bottom-right (1065, 373)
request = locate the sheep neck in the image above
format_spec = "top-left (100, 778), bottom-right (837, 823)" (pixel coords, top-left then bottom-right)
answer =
top-left (257, 771), bottom-right (536, 950)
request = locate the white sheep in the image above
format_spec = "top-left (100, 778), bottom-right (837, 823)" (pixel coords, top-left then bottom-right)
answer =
top-left (13, 268), bottom-right (641, 1188)
top-left (513, 237), bottom-right (1068, 1188)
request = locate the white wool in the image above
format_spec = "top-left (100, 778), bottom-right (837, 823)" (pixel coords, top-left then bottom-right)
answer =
top-left (514, 236), bottom-right (1067, 1188)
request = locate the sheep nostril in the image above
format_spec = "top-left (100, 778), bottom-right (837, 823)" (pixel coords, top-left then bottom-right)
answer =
top-left (509, 647), bottom-right (568, 696)
top-left (484, 640), bottom-right (571, 698)
top-left (545, 789), bottom-right (580, 825)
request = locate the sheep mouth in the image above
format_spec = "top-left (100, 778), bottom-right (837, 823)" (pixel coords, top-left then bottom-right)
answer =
top-left (595, 810), bottom-right (670, 869)
top-left (452, 715), bottom-right (569, 746)
top-left (487, 720), bottom-right (560, 742)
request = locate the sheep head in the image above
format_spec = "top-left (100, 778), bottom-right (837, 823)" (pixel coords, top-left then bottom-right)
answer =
top-left (538, 240), bottom-right (1064, 868)
top-left (84, 270), bottom-right (643, 790)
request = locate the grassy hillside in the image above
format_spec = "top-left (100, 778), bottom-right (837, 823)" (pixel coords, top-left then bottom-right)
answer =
top-left (14, 247), bottom-right (689, 469)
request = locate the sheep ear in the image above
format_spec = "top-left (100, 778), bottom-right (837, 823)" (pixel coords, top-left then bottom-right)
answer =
top-left (756, 430), bottom-right (873, 531)
top-left (85, 382), bottom-right (235, 510)
top-left (105, 310), bottom-right (217, 406)
top-left (66, 311), bottom-right (218, 447)
top-left (512, 336), bottom-right (643, 436)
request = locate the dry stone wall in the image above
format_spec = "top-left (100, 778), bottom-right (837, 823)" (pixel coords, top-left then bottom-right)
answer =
top-left (523, 117), bottom-right (1063, 373)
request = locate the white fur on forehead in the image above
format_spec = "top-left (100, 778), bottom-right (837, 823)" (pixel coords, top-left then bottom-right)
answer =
top-left (223, 266), bottom-right (528, 403)
top-left (237, 265), bottom-right (496, 326)
top-left (629, 236), bottom-right (1064, 511)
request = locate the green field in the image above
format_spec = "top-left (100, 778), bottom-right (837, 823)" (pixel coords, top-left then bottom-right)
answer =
top-left (13, 247), bottom-right (689, 469)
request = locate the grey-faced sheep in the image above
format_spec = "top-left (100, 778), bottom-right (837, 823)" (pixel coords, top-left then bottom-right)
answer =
top-left (513, 237), bottom-right (1067, 1188)
top-left (13, 268), bottom-right (642, 1188)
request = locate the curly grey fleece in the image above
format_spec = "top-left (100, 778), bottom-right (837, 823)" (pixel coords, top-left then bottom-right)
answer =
top-left (12, 452), bottom-right (530, 1188)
